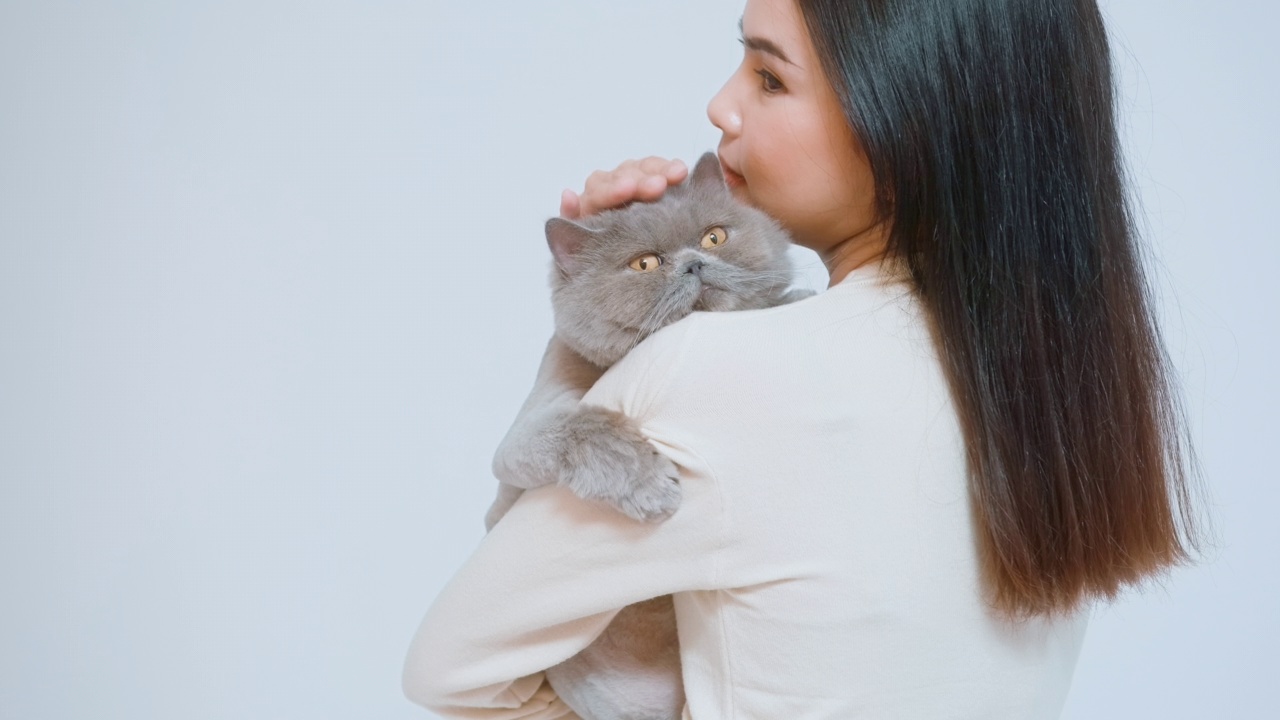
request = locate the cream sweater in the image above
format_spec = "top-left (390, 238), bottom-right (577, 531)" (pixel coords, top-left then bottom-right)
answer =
top-left (403, 260), bottom-right (1089, 719)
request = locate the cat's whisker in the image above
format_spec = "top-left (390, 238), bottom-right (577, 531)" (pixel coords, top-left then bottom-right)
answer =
top-left (641, 285), bottom-right (695, 337)
top-left (625, 287), bottom-right (681, 354)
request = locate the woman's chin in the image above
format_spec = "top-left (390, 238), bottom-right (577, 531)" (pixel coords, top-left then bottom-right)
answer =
top-left (723, 169), bottom-right (748, 192)
top-left (725, 182), bottom-right (759, 211)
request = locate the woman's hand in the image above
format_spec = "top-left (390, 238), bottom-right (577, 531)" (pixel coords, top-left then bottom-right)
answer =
top-left (559, 156), bottom-right (688, 219)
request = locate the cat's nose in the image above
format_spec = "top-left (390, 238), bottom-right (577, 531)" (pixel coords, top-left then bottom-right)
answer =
top-left (683, 260), bottom-right (705, 277)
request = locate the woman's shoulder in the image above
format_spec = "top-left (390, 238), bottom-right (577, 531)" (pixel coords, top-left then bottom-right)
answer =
top-left (580, 317), bottom-right (703, 422)
top-left (674, 265), bottom-right (924, 356)
top-left (582, 266), bottom-right (925, 421)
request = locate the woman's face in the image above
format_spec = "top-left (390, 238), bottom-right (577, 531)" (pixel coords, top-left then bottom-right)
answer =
top-left (707, 0), bottom-right (881, 254)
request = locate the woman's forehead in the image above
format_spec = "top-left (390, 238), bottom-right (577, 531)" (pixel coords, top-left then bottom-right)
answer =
top-left (740, 0), bottom-right (812, 70)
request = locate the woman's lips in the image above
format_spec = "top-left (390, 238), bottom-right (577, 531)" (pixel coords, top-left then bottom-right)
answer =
top-left (720, 160), bottom-right (746, 188)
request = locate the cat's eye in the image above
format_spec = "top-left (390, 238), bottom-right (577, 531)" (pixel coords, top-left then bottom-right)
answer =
top-left (628, 253), bottom-right (663, 272)
top-left (700, 226), bottom-right (729, 249)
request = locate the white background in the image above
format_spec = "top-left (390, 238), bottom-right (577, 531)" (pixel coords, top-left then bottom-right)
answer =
top-left (0, 1), bottom-right (1274, 718)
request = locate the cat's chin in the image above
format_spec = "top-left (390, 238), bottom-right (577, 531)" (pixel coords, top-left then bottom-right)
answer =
top-left (693, 286), bottom-right (739, 312)
top-left (691, 287), bottom-right (720, 312)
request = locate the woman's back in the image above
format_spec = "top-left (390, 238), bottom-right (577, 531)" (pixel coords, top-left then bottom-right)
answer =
top-left (405, 259), bottom-right (1089, 719)
top-left (598, 260), bottom-right (1089, 718)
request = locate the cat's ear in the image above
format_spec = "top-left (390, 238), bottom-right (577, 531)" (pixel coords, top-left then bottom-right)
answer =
top-left (689, 151), bottom-right (727, 191)
top-left (545, 217), bottom-right (595, 275)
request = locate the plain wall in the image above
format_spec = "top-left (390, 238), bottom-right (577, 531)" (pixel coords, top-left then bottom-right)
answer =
top-left (0, 1), bottom-right (1274, 718)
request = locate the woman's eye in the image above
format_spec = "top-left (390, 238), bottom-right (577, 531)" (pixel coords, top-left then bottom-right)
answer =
top-left (628, 253), bottom-right (663, 272)
top-left (754, 69), bottom-right (783, 94)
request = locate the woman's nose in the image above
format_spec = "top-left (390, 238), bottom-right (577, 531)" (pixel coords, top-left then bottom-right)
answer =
top-left (707, 76), bottom-right (742, 137)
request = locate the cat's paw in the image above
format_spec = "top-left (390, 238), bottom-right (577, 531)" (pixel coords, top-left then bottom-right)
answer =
top-left (559, 406), bottom-right (682, 523)
top-left (609, 451), bottom-right (682, 523)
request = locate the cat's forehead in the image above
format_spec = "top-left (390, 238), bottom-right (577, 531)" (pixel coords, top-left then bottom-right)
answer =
top-left (585, 192), bottom-right (742, 247)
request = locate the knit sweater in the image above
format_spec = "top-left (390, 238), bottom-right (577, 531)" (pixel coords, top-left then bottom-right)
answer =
top-left (403, 259), bottom-right (1089, 719)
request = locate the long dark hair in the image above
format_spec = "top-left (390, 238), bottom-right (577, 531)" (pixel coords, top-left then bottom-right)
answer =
top-left (796, 0), bottom-right (1203, 617)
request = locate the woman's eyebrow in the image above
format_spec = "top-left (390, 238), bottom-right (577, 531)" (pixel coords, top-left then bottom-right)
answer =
top-left (738, 16), bottom-right (799, 68)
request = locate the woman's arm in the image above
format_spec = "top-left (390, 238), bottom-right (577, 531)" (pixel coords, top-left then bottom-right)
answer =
top-left (403, 321), bottom-right (720, 719)
top-left (402, 479), bottom-right (720, 718)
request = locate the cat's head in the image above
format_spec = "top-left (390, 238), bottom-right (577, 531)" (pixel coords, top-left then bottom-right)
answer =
top-left (546, 151), bottom-right (795, 368)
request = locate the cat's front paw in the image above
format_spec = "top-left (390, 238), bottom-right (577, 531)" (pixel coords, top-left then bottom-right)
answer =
top-left (609, 451), bottom-right (682, 523)
top-left (560, 406), bottom-right (682, 523)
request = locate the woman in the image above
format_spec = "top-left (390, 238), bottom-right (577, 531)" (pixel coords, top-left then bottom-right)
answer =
top-left (403, 0), bottom-right (1201, 717)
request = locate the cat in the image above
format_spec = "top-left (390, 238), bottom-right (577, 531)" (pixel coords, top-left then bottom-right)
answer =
top-left (485, 151), bottom-right (812, 720)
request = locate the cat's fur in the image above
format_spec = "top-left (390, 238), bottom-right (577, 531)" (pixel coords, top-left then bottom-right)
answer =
top-left (485, 152), bottom-right (811, 720)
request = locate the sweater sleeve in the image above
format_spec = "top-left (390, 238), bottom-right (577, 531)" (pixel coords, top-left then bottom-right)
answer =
top-left (402, 320), bottom-right (721, 719)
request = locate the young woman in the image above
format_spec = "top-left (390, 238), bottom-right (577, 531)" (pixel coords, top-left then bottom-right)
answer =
top-left (403, 0), bottom-right (1201, 717)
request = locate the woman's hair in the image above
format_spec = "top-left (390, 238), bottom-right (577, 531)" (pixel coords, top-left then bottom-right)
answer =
top-left (796, 0), bottom-right (1203, 617)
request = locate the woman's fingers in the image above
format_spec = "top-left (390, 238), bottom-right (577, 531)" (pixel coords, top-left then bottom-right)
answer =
top-left (559, 188), bottom-right (582, 220)
top-left (664, 158), bottom-right (689, 183)
top-left (637, 156), bottom-right (675, 176)
top-left (563, 157), bottom-right (689, 219)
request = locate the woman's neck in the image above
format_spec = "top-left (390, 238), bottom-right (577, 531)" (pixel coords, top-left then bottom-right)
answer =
top-left (819, 222), bottom-right (891, 287)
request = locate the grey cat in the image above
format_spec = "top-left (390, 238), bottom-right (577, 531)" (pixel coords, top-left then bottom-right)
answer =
top-left (485, 152), bottom-right (812, 720)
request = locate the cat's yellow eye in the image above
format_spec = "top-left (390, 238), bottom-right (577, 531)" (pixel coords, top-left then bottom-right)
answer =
top-left (700, 226), bottom-right (728, 249)
top-left (628, 253), bottom-right (663, 272)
